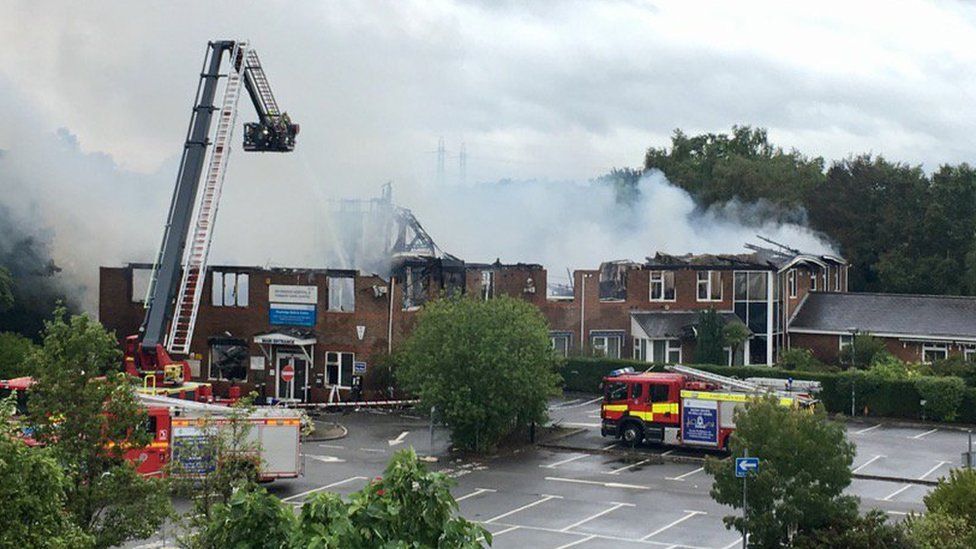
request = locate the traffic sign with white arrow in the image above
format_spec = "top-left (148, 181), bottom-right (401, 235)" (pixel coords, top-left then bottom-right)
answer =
top-left (735, 457), bottom-right (759, 478)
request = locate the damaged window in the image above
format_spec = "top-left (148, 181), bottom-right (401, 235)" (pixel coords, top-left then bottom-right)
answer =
top-left (212, 272), bottom-right (248, 307)
top-left (480, 270), bottom-right (494, 300)
top-left (697, 271), bottom-right (722, 301)
top-left (402, 266), bottom-right (428, 309)
top-left (328, 276), bottom-right (355, 312)
top-left (131, 268), bottom-right (152, 303)
top-left (208, 338), bottom-right (248, 381)
top-left (649, 271), bottom-right (675, 301)
top-left (599, 262), bottom-right (629, 301)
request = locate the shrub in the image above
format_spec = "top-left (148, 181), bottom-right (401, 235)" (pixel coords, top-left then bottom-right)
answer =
top-left (867, 353), bottom-right (920, 380)
top-left (915, 376), bottom-right (966, 421)
top-left (778, 348), bottom-right (833, 372)
top-left (929, 356), bottom-right (976, 386)
top-left (838, 333), bottom-right (887, 368)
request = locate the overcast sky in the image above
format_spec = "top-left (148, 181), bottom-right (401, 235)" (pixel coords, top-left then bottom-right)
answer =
top-left (1, 1), bottom-right (974, 308)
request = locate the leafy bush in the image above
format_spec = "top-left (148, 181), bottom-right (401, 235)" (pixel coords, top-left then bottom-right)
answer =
top-left (838, 333), bottom-right (887, 368)
top-left (906, 511), bottom-right (976, 549)
top-left (778, 348), bottom-right (834, 372)
top-left (694, 309), bottom-right (725, 365)
top-left (793, 509), bottom-right (911, 549)
top-left (867, 353), bottom-right (921, 380)
top-left (397, 296), bottom-right (561, 452)
top-left (928, 356), bottom-right (976, 386)
top-left (0, 331), bottom-right (35, 379)
top-left (188, 449), bottom-right (488, 548)
top-left (906, 468), bottom-right (976, 548)
top-left (915, 376), bottom-right (966, 421)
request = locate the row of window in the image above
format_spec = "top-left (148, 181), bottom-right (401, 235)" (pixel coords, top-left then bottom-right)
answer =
top-left (786, 267), bottom-right (843, 298)
top-left (207, 350), bottom-right (357, 388)
top-left (839, 337), bottom-right (976, 363)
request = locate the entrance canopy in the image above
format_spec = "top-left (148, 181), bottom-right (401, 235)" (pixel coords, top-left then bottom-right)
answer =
top-left (254, 329), bottom-right (316, 363)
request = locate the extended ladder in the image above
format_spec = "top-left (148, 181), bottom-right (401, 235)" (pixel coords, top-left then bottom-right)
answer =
top-left (666, 364), bottom-right (819, 406)
top-left (167, 41), bottom-right (249, 355)
top-left (245, 49), bottom-right (280, 117)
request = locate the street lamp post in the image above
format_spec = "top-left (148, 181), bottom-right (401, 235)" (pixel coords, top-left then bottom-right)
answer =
top-left (847, 327), bottom-right (858, 417)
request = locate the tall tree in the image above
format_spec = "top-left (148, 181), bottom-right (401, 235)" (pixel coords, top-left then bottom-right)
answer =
top-left (695, 309), bottom-right (726, 365)
top-left (705, 397), bottom-right (859, 546)
top-left (396, 295), bottom-right (562, 452)
top-left (27, 308), bottom-right (171, 548)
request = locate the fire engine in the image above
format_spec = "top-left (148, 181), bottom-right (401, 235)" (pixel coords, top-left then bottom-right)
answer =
top-left (124, 40), bottom-right (298, 396)
top-left (600, 365), bottom-right (817, 449)
top-left (0, 378), bottom-right (303, 482)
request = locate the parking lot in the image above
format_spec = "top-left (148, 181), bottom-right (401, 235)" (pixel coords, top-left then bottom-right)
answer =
top-left (135, 396), bottom-right (971, 549)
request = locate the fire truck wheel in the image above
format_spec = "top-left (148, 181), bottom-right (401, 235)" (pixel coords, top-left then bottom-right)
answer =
top-left (621, 422), bottom-right (643, 446)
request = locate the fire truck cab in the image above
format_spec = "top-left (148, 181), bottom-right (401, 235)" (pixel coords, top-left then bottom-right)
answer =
top-left (601, 366), bottom-right (813, 450)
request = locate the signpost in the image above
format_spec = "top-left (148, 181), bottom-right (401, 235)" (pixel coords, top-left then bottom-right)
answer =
top-left (735, 452), bottom-right (759, 548)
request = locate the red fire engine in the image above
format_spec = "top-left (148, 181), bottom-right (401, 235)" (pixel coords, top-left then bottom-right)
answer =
top-left (600, 365), bottom-right (817, 449)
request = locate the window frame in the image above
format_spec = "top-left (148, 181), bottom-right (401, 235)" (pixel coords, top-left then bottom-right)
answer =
top-left (325, 351), bottom-right (355, 388)
top-left (922, 342), bottom-right (948, 363)
top-left (549, 332), bottom-right (571, 357)
top-left (211, 271), bottom-right (249, 308)
top-left (590, 333), bottom-right (622, 359)
top-left (788, 269), bottom-right (797, 298)
top-left (327, 276), bottom-right (356, 312)
top-left (697, 270), bottom-right (722, 302)
top-left (649, 270), bottom-right (676, 302)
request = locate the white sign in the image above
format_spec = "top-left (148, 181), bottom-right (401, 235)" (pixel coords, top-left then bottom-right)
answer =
top-left (356, 325), bottom-right (366, 340)
top-left (269, 284), bottom-right (318, 304)
top-left (250, 356), bottom-right (265, 371)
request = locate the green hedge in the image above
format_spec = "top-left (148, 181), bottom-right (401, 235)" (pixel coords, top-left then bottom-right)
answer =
top-left (560, 357), bottom-right (973, 423)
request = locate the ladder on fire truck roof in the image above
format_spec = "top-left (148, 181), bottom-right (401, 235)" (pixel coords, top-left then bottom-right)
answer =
top-left (166, 41), bottom-right (249, 355)
top-left (667, 364), bottom-right (818, 406)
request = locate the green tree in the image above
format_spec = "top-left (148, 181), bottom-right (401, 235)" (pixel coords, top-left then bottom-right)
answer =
top-left (190, 449), bottom-right (488, 548)
top-left (906, 468), bottom-right (976, 548)
top-left (397, 295), bottom-right (561, 452)
top-left (776, 348), bottom-right (832, 372)
top-left (722, 321), bottom-right (751, 366)
top-left (704, 397), bottom-right (858, 547)
top-left (839, 333), bottom-right (887, 369)
top-left (792, 509), bottom-right (910, 549)
top-left (694, 309), bottom-right (726, 365)
top-left (0, 394), bottom-right (93, 548)
top-left (0, 331), bottom-right (35, 378)
top-left (27, 307), bottom-right (171, 547)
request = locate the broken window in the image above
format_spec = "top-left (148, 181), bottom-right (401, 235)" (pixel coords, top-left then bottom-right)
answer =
top-left (402, 266), bottom-right (429, 309)
top-left (598, 262), bottom-right (629, 301)
top-left (208, 337), bottom-right (248, 381)
top-left (697, 271), bottom-right (722, 301)
top-left (480, 270), bottom-right (494, 300)
top-left (212, 272), bottom-right (248, 307)
top-left (328, 276), bottom-right (355, 312)
top-left (131, 268), bottom-right (152, 303)
top-left (649, 271), bottom-right (675, 301)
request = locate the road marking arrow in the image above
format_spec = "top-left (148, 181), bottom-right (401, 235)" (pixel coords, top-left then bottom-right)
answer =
top-left (388, 431), bottom-right (410, 446)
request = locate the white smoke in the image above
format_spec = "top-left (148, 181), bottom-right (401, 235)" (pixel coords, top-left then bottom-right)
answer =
top-left (0, 118), bottom-right (833, 314)
top-left (403, 171), bottom-right (833, 281)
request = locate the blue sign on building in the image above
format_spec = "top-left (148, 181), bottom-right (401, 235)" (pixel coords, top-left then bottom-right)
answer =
top-left (269, 303), bottom-right (316, 327)
top-left (682, 400), bottom-right (718, 445)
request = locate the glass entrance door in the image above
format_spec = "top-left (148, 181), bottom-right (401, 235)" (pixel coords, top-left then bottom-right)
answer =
top-left (276, 352), bottom-right (308, 402)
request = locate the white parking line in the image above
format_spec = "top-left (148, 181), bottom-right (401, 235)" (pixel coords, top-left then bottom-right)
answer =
top-left (484, 494), bottom-right (562, 523)
top-left (556, 535), bottom-right (596, 548)
top-left (318, 443), bottom-right (346, 449)
top-left (491, 525), bottom-right (520, 537)
top-left (456, 487), bottom-right (497, 502)
top-left (853, 424), bottom-right (881, 435)
top-left (851, 455), bottom-right (885, 473)
top-left (605, 459), bottom-right (651, 475)
top-left (560, 502), bottom-right (630, 532)
top-left (603, 442), bottom-right (619, 450)
top-left (546, 476), bottom-right (651, 490)
top-left (542, 454), bottom-right (589, 469)
top-left (667, 466), bottom-right (704, 481)
top-left (661, 449), bottom-right (674, 456)
top-left (918, 460), bottom-right (949, 480)
top-left (911, 428), bottom-right (938, 440)
top-left (281, 476), bottom-right (367, 503)
top-left (882, 484), bottom-right (912, 501)
top-left (641, 510), bottom-right (706, 540)
top-left (486, 520), bottom-right (708, 548)
top-left (721, 537), bottom-right (744, 549)
top-left (359, 447), bottom-right (387, 453)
